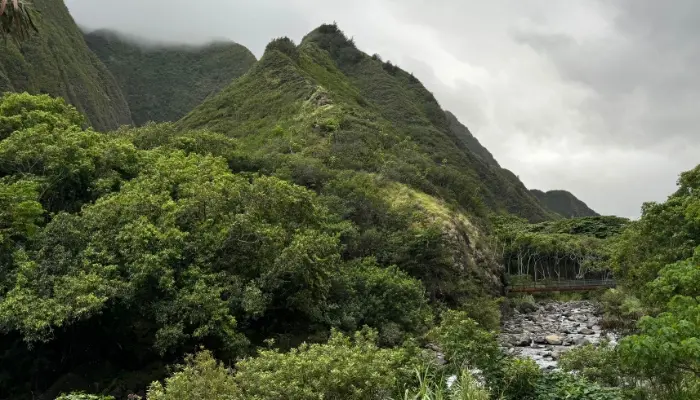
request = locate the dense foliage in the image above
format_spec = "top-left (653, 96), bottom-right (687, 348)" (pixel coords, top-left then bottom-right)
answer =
top-left (493, 216), bottom-right (624, 282)
top-left (0, 0), bottom-right (132, 130)
top-left (180, 23), bottom-right (556, 223)
top-left (84, 30), bottom-right (256, 126)
top-left (557, 165), bottom-right (700, 399)
top-left (1, 15), bottom-right (697, 400)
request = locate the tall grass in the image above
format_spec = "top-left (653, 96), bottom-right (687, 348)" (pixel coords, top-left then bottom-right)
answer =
top-left (401, 367), bottom-right (490, 400)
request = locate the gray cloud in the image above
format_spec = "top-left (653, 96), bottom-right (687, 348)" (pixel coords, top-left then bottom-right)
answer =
top-left (65, 0), bottom-right (700, 218)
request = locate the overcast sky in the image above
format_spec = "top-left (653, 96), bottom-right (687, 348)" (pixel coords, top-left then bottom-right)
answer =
top-left (65, 0), bottom-right (700, 218)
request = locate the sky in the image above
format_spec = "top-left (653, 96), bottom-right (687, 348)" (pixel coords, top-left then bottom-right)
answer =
top-left (65, 0), bottom-right (700, 218)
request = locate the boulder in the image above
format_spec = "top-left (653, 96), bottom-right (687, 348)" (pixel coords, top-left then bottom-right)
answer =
top-left (545, 334), bottom-right (563, 345)
top-left (579, 328), bottom-right (595, 335)
top-left (513, 334), bottom-right (532, 347)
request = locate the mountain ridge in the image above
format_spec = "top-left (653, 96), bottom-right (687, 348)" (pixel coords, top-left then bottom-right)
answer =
top-left (530, 189), bottom-right (599, 218)
top-left (84, 28), bottom-right (257, 125)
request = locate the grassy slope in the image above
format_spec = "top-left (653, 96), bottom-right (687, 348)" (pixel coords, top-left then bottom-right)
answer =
top-left (84, 29), bottom-right (257, 125)
top-left (530, 189), bottom-right (599, 218)
top-left (178, 36), bottom-right (505, 296)
top-left (300, 27), bottom-right (556, 222)
top-left (180, 26), bottom-right (555, 223)
top-left (0, 0), bottom-right (132, 131)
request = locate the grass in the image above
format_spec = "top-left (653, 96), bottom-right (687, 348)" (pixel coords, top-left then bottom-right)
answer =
top-left (401, 367), bottom-right (490, 400)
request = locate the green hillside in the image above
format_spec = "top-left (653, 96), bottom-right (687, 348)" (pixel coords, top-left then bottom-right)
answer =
top-left (84, 29), bottom-right (257, 125)
top-left (444, 110), bottom-right (499, 167)
top-left (0, 0), bottom-right (132, 130)
top-left (530, 189), bottom-right (599, 218)
top-left (180, 25), bottom-right (555, 223)
top-left (0, 16), bottom-right (697, 400)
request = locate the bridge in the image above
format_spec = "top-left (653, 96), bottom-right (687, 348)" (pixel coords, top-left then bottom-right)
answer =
top-left (506, 278), bottom-right (616, 294)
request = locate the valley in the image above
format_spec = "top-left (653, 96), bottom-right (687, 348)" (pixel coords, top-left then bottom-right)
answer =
top-left (0, 1), bottom-right (697, 399)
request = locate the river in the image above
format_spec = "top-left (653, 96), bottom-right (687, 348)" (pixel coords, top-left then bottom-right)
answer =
top-left (499, 300), bottom-right (618, 369)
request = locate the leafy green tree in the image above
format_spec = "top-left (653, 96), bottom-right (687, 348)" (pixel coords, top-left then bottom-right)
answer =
top-left (0, 93), bottom-right (139, 211)
top-left (0, 92), bottom-right (85, 140)
top-left (617, 296), bottom-right (700, 399)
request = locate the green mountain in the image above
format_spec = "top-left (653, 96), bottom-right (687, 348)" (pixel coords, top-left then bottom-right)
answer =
top-left (84, 29), bottom-right (257, 125)
top-left (0, 0), bottom-right (132, 131)
top-left (444, 110), bottom-right (499, 168)
top-left (180, 26), bottom-right (555, 224)
top-left (530, 189), bottom-right (599, 218)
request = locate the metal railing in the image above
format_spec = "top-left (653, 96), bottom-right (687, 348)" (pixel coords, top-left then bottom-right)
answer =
top-left (507, 278), bottom-right (616, 293)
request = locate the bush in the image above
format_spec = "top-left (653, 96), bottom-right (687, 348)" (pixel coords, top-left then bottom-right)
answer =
top-left (559, 343), bottom-right (622, 387)
top-left (492, 358), bottom-right (541, 400)
top-left (147, 350), bottom-right (239, 400)
top-left (265, 37), bottom-right (299, 60)
top-left (461, 296), bottom-right (502, 332)
top-left (429, 310), bottom-right (502, 371)
top-left (534, 372), bottom-right (622, 400)
top-left (234, 328), bottom-right (419, 400)
top-left (599, 289), bottom-right (644, 332)
top-left (401, 366), bottom-right (490, 400)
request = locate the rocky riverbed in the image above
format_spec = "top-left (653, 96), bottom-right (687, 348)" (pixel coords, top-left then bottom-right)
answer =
top-left (499, 300), bottom-right (617, 369)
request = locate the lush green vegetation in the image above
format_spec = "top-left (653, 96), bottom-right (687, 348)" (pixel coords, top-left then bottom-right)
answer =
top-left (180, 24), bottom-right (556, 224)
top-left (530, 189), bottom-right (599, 218)
top-left (84, 30), bottom-right (256, 126)
top-left (493, 215), bottom-right (627, 282)
top-left (0, 0), bottom-right (132, 131)
top-left (0, 14), bottom-right (697, 400)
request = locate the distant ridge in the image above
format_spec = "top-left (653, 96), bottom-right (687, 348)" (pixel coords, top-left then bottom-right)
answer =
top-left (84, 29), bottom-right (257, 125)
top-left (530, 189), bottom-right (599, 218)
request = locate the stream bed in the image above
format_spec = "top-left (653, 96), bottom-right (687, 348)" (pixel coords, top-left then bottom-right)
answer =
top-left (499, 300), bottom-right (617, 369)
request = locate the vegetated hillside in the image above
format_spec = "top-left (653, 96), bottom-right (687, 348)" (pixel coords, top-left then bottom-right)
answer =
top-left (530, 189), bottom-right (599, 218)
top-left (444, 110), bottom-right (499, 167)
top-left (84, 29), bottom-right (257, 125)
top-left (180, 25), bottom-right (555, 224)
top-left (0, 0), bottom-right (132, 130)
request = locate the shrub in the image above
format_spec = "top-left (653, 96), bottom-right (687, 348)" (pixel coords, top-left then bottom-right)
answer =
top-left (599, 289), bottom-right (643, 332)
top-left (233, 328), bottom-right (420, 399)
top-left (401, 366), bottom-right (490, 400)
top-left (559, 343), bottom-right (622, 387)
top-left (461, 297), bottom-right (502, 332)
top-left (429, 310), bottom-right (502, 371)
top-left (534, 372), bottom-right (622, 400)
top-left (147, 350), bottom-right (239, 400)
top-left (265, 37), bottom-right (299, 60)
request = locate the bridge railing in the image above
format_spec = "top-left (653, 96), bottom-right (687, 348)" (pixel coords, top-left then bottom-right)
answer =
top-left (507, 278), bottom-right (616, 293)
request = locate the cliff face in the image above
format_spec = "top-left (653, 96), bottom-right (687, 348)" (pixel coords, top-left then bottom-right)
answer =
top-left (0, 0), bottom-right (132, 130)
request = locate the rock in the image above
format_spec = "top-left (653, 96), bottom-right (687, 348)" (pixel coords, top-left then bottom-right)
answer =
top-left (436, 352), bottom-right (447, 365)
top-left (545, 334), bottom-right (563, 345)
top-left (579, 328), bottom-right (595, 335)
top-left (534, 336), bottom-right (547, 345)
top-left (426, 343), bottom-right (440, 352)
top-left (514, 334), bottom-right (532, 347)
top-left (574, 337), bottom-right (591, 346)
